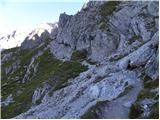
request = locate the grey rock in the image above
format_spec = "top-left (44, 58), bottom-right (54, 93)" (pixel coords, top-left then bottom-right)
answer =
top-left (147, 1), bottom-right (159, 17)
top-left (1, 94), bottom-right (14, 106)
top-left (32, 83), bottom-right (51, 105)
top-left (88, 85), bottom-right (100, 99)
top-left (1, 52), bottom-right (13, 63)
top-left (5, 60), bottom-right (19, 75)
top-left (123, 101), bottom-right (132, 108)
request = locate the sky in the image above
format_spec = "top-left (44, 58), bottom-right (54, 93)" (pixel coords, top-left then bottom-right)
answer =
top-left (0, 0), bottom-right (87, 34)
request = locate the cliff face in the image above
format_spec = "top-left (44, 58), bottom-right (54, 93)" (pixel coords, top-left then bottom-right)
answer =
top-left (50, 1), bottom-right (158, 62)
top-left (1, 1), bottom-right (159, 119)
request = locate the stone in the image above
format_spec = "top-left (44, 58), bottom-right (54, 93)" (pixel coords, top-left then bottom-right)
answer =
top-left (147, 1), bottom-right (159, 17)
top-left (1, 94), bottom-right (14, 106)
top-left (88, 85), bottom-right (100, 99)
top-left (123, 101), bottom-right (132, 108)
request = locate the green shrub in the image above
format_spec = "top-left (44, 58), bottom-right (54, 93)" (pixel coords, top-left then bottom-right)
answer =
top-left (1, 48), bottom-right (60, 118)
top-left (1, 40), bottom-right (57, 118)
top-left (1, 47), bottom-right (19, 54)
top-left (53, 61), bottom-right (88, 91)
top-left (99, 1), bottom-right (119, 32)
top-left (143, 75), bottom-right (152, 82)
top-left (99, 22), bottom-right (107, 30)
top-left (137, 89), bottom-right (156, 101)
top-left (71, 50), bottom-right (87, 61)
top-left (129, 103), bottom-right (143, 118)
top-left (81, 109), bottom-right (99, 119)
top-left (144, 77), bottom-right (159, 89)
top-left (1, 91), bottom-right (33, 118)
top-left (147, 102), bottom-right (159, 119)
top-left (81, 101), bottom-right (107, 119)
top-left (127, 35), bottom-right (140, 45)
top-left (100, 1), bottom-right (120, 18)
top-left (2, 46), bottom-right (89, 118)
top-left (129, 75), bottom-right (159, 119)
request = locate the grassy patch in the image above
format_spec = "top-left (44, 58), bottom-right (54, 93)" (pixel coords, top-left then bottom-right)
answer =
top-left (99, 22), bottom-right (106, 30)
top-left (1, 47), bottom-right (19, 55)
top-left (1, 91), bottom-right (33, 118)
top-left (1, 45), bottom-right (59, 118)
top-left (129, 103), bottom-right (143, 119)
top-left (1, 59), bottom-right (17, 78)
top-left (1, 40), bottom-right (91, 118)
top-left (9, 49), bottom-right (87, 110)
top-left (100, 1), bottom-right (120, 18)
top-left (1, 45), bottom-right (47, 97)
top-left (71, 50), bottom-right (87, 61)
top-left (137, 89), bottom-right (156, 101)
top-left (129, 76), bottom-right (159, 119)
top-left (147, 102), bottom-right (159, 119)
top-left (99, 1), bottom-right (120, 32)
top-left (81, 101), bottom-right (107, 119)
top-left (127, 35), bottom-right (140, 45)
top-left (2, 58), bottom-right (17, 69)
top-left (136, 76), bottom-right (159, 101)
top-left (143, 75), bottom-right (152, 82)
top-left (144, 77), bottom-right (159, 89)
top-left (35, 95), bottom-right (44, 105)
top-left (117, 85), bottom-right (133, 98)
top-left (1, 49), bottom-right (60, 118)
top-left (52, 60), bottom-right (88, 91)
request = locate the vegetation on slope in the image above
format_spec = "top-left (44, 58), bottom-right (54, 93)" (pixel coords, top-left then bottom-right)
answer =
top-left (129, 75), bottom-right (159, 119)
top-left (71, 49), bottom-right (87, 61)
top-left (100, 1), bottom-right (120, 18)
top-left (81, 101), bottom-right (107, 119)
top-left (99, 1), bottom-right (120, 31)
top-left (1, 43), bottom-right (88, 118)
top-left (127, 35), bottom-right (140, 45)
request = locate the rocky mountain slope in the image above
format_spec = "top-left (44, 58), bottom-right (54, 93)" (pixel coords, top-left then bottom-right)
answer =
top-left (1, 1), bottom-right (159, 119)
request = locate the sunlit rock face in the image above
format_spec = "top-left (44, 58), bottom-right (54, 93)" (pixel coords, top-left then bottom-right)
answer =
top-left (1, 1), bottom-right (159, 119)
top-left (50, 1), bottom-right (158, 63)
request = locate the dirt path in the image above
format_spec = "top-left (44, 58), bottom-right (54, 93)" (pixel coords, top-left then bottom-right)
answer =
top-left (99, 78), bottom-right (143, 119)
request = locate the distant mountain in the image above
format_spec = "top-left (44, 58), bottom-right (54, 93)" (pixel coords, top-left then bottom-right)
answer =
top-left (0, 23), bottom-right (57, 50)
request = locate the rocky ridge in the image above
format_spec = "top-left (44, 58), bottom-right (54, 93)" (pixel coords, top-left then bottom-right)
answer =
top-left (1, 1), bottom-right (159, 119)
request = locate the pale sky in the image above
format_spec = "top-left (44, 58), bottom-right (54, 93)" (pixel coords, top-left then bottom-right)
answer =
top-left (0, 0), bottom-right (87, 35)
